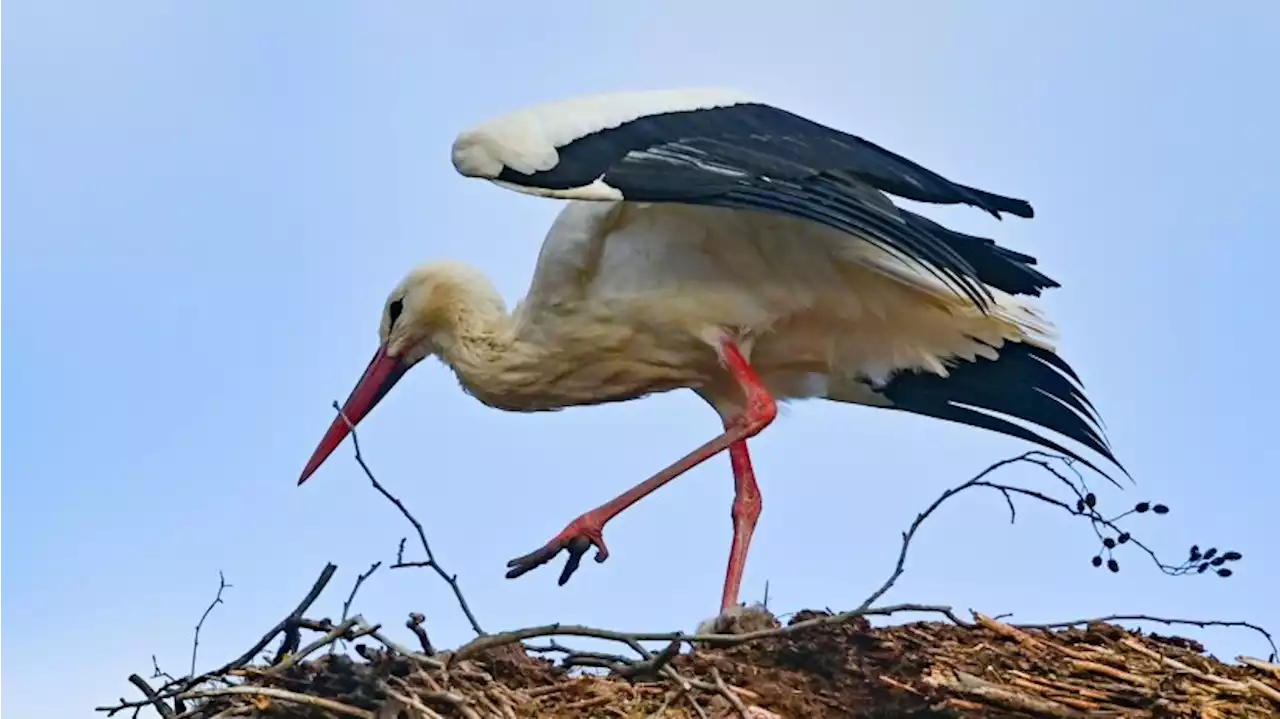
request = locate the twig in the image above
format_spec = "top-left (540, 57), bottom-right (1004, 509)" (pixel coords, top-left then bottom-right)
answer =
top-left (1013, 614), bottom-right (1278, 661)
top-left (616, 640), bottom-right (682, 680)
top-left (379, 683), bottom-right (445, 719)
top-left (449, 602), bottom-right (964, 665)
top-left (710, 667), bottom-right (750, 719)
top-left (387, 676), bottom-right (481, 719)
top-left (273, 617), bottom-right (377, 672)
top-left (98, 564), bottom-right (339, 715)
top-left (150, 656), bottom-right (176, 684)
top-left (856, 451), bottom-right (1240, 611)
top-left (407, 612), bottom-right (436, 655)
top-left (127, 675), bottom-right (175, 719)
top-left (190, 571), bottom-right (231, 677)
top-left (333, 402), bottom-right (485, 636)
top-left (333, 561), bottom-right (381, 654)
top-left (683, 690), bottom-right (710, 719)
top-left (342, 562), bottom-right (381, 623)
top-left (176, 687), bottom-right (373, 719)
top-left (357, 619), bottom-right (446, 670)
top-left (647, 690), bottom-right (679, 718)
top-left (269, 564), bottom-right (340, 664)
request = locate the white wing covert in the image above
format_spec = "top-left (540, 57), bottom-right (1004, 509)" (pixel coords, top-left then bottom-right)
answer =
top-left (452, 89), bottom-right (1056, 310)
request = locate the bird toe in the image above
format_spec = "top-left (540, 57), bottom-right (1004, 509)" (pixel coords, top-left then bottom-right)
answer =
top-left (505, 529), bottom-right (608, 584)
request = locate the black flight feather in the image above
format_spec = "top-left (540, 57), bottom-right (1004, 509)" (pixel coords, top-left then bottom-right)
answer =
top-left (494, 102), bottom-right (1043, 307)
top-left (873, 341), bottom-right (1127, 486)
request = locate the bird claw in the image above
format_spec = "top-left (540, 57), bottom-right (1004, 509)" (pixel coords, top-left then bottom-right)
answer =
top-left (505, 519), bottom-right (610, 585)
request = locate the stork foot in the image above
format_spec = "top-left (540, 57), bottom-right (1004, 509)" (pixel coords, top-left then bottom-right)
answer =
top-left (505, 516), bottom-right (610, 585)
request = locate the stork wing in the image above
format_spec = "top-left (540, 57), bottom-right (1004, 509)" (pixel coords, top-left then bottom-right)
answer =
top-left (451, 89), bottom-right (1054, 308)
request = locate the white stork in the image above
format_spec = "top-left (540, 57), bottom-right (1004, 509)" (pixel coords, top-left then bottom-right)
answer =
top-left (298, 88), bottom-right (1123, 615)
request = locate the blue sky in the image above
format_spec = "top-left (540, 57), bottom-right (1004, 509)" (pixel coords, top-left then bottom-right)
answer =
top-left (5, 2), bottom-right (1278, 715)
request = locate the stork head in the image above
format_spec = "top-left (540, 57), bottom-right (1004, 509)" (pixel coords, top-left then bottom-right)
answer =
top-left (297, 261), bottom-right (501, 484)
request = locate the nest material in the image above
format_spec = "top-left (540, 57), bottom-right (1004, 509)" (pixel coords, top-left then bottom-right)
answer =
top-left (164, 609), bottom-right (1279, 719)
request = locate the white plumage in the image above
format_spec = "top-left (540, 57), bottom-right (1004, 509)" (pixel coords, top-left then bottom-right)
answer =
top-left (451, 88), bottom-right (755, 182)
top-left (300, 88), bottom-right (1121, 616)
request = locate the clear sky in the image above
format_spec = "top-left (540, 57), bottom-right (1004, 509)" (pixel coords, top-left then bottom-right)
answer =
top-left (5, 3), bottom-right (1278, 716)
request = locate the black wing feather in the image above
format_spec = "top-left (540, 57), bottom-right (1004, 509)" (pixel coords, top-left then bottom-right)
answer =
top-left (899, 210), bottom-right (1059, 297)
top-left (874, 341), bottom-right (1128, 486)
top-left (495, 103), bottom-right (1049, 303)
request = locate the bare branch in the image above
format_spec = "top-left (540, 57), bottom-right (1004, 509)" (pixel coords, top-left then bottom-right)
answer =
top-left (331, 561), bottom-right (381, 655)
top-left (856, 451), bottom-right (1244, 611)
top-left (126, 675), bottom-right (174, 719)
top-left (190, 571), bottom-right (231, 678)
top-left (332, 401), bottom-right (485, 636)
top-left (448, 602), bottom-right (965, 665)
top-left (1012, 614), bottom-right (1278, 662)
top-left (149, 656), bottom-right (176, 685)
top-left (710, 667), bottom-right (750, 719)
top-left (268, 564), bottom-right (339, 664)
top-left (406, 612), bottom-right (435, 655)
top-left (177, 686), bottom-right (373, 719)
top-left (274, 617), bottom-right (380, 672)
top-left (342, 561), bottom-right (381, 624)
top-left (106, 563), bottom-right (339, 714)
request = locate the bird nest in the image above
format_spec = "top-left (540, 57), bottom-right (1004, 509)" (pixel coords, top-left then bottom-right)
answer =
top-left (98, 449), bottom-right (1274, 718)
top-left (107, 605), bottom-right (1280, 719)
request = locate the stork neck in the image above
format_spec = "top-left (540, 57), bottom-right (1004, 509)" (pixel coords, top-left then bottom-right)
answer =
top-left (434, 307), bottom-right (531, 406)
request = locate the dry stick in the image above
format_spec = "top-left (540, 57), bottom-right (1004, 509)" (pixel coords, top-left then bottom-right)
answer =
top-left (332, 402), bottom-right (485, 636)
top-left (448, 602), bottom-right (964, 665)
top-left (150, 656), bottom-right (176, 685)
top-left (174, 687), bottom-right (374, 719)
top-left (273, 617), bottom-right (380, 672)
top-left (710, 667), bottom-right (751, 719)
top-left (343, 562), bottom-right (382, 623)
top-left (856, 451), bottom-right (1201, 612)
top-left (333, 561), bottom-right (381, 655)
top-left (269, 565), bottom-right (341, 664)
top-left (352, 618), bottom-right (448, 671)
top-left (1014, 614), bottom-right (1278, 661)
top-left (126, 675), bottom-right (175, 719)
top-left (190, 571), bottom-right (231, 678)
top-left (855, 453), bottom-right (1044, 610)
top-left (406, 612), bottom-right (436, 654)
top-left (97, 564), bottom-right (339, 715)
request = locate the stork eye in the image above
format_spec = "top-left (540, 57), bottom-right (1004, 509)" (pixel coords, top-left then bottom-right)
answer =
top-left (388, 299), bottom-right (404, 329)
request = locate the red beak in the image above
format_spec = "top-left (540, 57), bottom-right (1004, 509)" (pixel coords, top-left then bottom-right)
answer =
top-left (298, 344), bottom-right (410, 485)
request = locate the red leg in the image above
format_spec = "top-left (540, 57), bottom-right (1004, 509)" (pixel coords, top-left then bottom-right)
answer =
top-left (506, 338), bottom-right (778, 585)
top-left (721, 439), bottom-right (762, 612)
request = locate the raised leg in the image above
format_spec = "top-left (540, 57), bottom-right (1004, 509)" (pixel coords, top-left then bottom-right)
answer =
top-left (505, 338), bottom-right (778, 585)
top-left (721, 439), bottom-right (762, 612)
